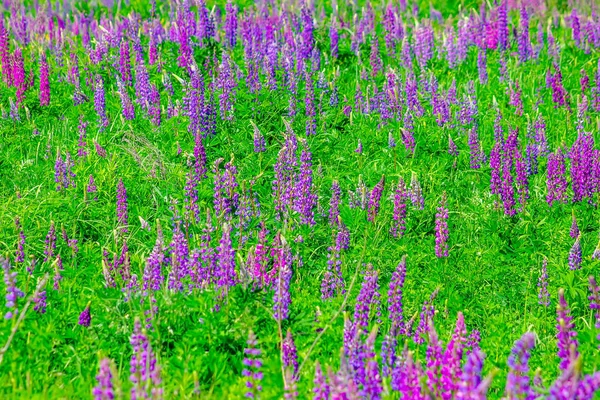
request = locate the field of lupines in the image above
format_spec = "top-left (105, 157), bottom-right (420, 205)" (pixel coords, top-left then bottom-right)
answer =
top-left (0, 0), bottom-right (600, 398)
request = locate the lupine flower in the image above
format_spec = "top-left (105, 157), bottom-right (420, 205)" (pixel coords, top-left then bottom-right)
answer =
top-left (367, 176), bottom-right (385, 223)
top-left (78, 304), bottom-right (91, 327)
top-left (435, 192), bottom-right (449, 258)
top-left (329, 181), bottom-right (341, 227)
top-left (414, 289), bottom-right (439, 344)
top-left (44, 222), bottom-right (56, 262)
top-left (546, 149), bottom-right (568, 206)
top-left (448, 135), bottom-right (459, 157)
top-left (130, 318), bottom-right (162, 399)
top-left (224, 1), bottom-right (238, 48)
top-left (119, 39), bottom-right (132, 85)
top-left (538, 259), bottom-right (550, 307)
top-left (39, 54), bottom-right (50, 106)
top-left (116, 179), bottom-right (128, 234)
top-left (355, 139), bottom-right (363, 154)
top-left (568, 237), bottom-right (582, 270)
top-left (87, 175), bottom-right (98, 201)
top-left (570, 213), bottom-right (580, 239)
top-left (252, 122), bottom-right (266, 153)
top-left (353, 265), bottom-right (381, 332)
top-left (273, 235), bottom-right (292, 321)
top-left (410, 173), bottom-right (425, 210)
top-left (33, 290), bottom-right (46, 314)
top-left (94, 75), bottom-right (108, 129)
top-left (242, 330), bottom-right (263, 398)
top-left (390, 178), bottom-right (408, 238)
top-left (294, 140), bottom-right (317, 225)
top-left (388, 256), bottom-right (407, 335)
top-left (2, 257), bottom-right (24, 319)
top-left (456, 349), bottom-right (488, 398)
top-left (505, 332), bottom-right (535, 399)
top-left (313, 361), bottom-right (330, 399)
top-left (282, 329), bottom-right (299, 380)
top-left (92, 358), bottom-right (114, 400)
top-left (214, 223), bottom-right (236, 306)
top-left (556, 289), bottom-right (579, 371)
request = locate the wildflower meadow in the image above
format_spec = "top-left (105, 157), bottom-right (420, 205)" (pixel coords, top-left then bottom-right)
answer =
top-left (0, 0), bottom-right (600, 398)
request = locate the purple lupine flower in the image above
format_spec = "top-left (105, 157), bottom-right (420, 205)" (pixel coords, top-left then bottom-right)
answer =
top-left (243, 330), bottom-right (263, 398)
top-left (313, 361), bottom-right (330, 399)
top-left (252, 122), bottom-right (266, 153)
top-left (119, 39), bottom-right (132, 86)
top-left (12, 48), bottom-right (26, 107)
top-left (134, 59), bottom-right (151, 111)
top-left (2, 257), bottom-right (24, 320)
top-left (130, 318), bottom-right (162, 399)
top-left (401, 111), bottom-right (416, 153)
top-left (215, 223), bottom-right (237, 306)
top-left (54, 152), bottom-right (66, 191)
top-left (388, 256), bottom-right (407, 336)
top-left (367, 176), bottom-right (385, 223)
top-left (77, 116), bottom-right (88, 158)
top-left (39, 54), bottom-right (50, 106)
top-left (538, 259), bottom-right (550, 307)
top-left (305, 70), bottom-right (316, 136)
top-left (213, 158), bottom-right (240, 222)
top-left (353, 265), bottom-right (381, 332)
top-left (468, 127), bottom-right (483, 169)
top-left (33, 290), bottom-right (46, 314)
top-left (282, 329), bottom-right (299, 381)
top-left (217, 52), bottom-right (236, 121)
top-left (94, 75), bottom-right (108, 129)
top-left (391, 349), bottom-right (425, 398)
top-left (477, 47), bottom-right (487, 85)
top-left (224, 1), bottom-right (238, 48)
top-left (570, 132), bottom-right (594, 203)
top-left (435, 192), bottom-right (449, 258)
top-left (116, 179), bottom-right (128, 234)
top-left (588, 276), bottom-right (600, 338)
top-left (78, 305), bottom-right (91, 327)
top-left (498, 0), bottom-right (508, 51)
top-left (273, 235), bottom-right (292, 321)
top-left (330, 19), bottom-right (339, 59)
top-left (448, 136), bottom-right (459, 157)
top-left (88, 175), bottom-right (98, 201)
top-left (571, 9), bottom-right (581, 48)
top-left (440, 313), bottom-right (468, 398)
top-left (44, 222), bottom-right (56, 262)
top-left (556, 289), bottom-right (579, 371)
top-left (92, 358), bottom-right (114, 400)
top-left (321, 226), bottom-right (348, 300)
top-left (370, 35), bottom-right (382, 77)
top-left (355, 139), bottom-right (363, 154)
top-left (570, 214), bottom-right (580, 239)
top-left (14, 217), bottom-right (25, 264)
top-left (425, 324), bottom-right (444, 398)
top-left (414, 289), bottom-right (439, 345)
top-left (550, 64), bottom-right (569, 109)
top-left (0, 21), bottom-right (10, 85)
top-left (546, 149), bottom-right (568, 206)
top-left (568, 237), bottom-right (582, 271)
top-left (294, 140), bottom-right (317, 225)
top-left (517, 3), bottom-right (531, 63)
top-left (456, 349), bottom-right (488, 398)
top-left (390, 178), bottom-right (408, 238)
top-left (505, 332), bottom-right (535, 399)
top-left (117, 79), bottom-right (135, 120)
top-left (168, 222), bottom-right (189, 292)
